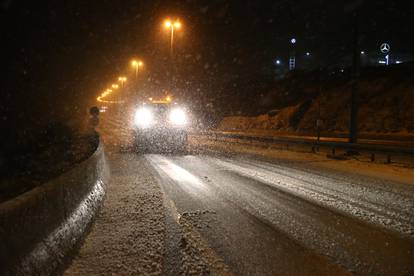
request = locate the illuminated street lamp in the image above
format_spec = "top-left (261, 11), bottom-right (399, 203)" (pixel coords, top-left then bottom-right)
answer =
top-left (289, 37), bottom-right (297, 70)
top-left (164, 18), bottom-right (182, 56)
top-left (112, 84), bottom-right (119, 89)
top-left (131, 60), bottom-right (144, 79)
top-left (118, 76), bottom-right (127, 87)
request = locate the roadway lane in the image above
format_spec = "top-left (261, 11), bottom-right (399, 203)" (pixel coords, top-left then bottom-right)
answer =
top-left (145, 153), bottom-right (414, 275)
top-left (88, 107), bottom-right (414, 274)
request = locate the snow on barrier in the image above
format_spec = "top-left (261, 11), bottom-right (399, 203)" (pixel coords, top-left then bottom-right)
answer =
top-left (0, 138), bottom-right (109, 275)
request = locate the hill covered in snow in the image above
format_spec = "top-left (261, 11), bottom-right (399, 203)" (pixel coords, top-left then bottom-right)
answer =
top-left (218, 62), bottom-right (414, 136)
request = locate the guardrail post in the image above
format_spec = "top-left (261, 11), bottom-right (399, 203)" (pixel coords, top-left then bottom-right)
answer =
top-left (332, 148), bottom-right (336, 156)
top-left (386, 154), bottom-right (391, 164)
top-left (370, 153), bottom-right (375, 162)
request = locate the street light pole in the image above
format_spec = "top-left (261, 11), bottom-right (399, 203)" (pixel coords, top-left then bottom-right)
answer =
top-left (164, 19), bottom-right (182, 93)
top-left (130, 60), bottom-right (143, 101)
top-left (131, 60), bottom-right (143, 80)
top-left (170, 25), bottom-right (174, 57)
top-left (118, 76), bottom-right (127, 88)
top-left (164, 19), bottom-right (181, 58)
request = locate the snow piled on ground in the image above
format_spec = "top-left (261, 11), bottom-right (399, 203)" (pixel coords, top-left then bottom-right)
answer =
top-left (218, 104), bottom-right (301, 132)
top-left (64, 152), bottom-right (165, 275)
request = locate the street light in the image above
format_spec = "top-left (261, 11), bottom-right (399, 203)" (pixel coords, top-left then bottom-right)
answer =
top-left (118, 76), bottom-right (127, 87)
top-left (131, 60), bottom-right (144, 79)
top-left (164, 18), bottom-right (182, 56)
top-left (288, 37), bottom-right (297, 70)
top-left (112, 84), bottom-right (119, 89)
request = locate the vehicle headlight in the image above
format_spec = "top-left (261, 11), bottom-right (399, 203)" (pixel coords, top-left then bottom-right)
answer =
top-left (134, 107), bottom-right (153, 127)
top-left (169, 108), bottom-right (187, 125)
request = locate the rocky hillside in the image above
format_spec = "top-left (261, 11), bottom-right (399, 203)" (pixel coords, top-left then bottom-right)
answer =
top-left (218, 62), bottom-right (414, 136)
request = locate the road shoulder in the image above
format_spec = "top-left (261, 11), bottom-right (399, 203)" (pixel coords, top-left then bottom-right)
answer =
top-left (64, 152), bottom-right (165, 275)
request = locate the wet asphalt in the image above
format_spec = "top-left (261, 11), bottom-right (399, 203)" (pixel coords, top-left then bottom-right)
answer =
top-left (93, 109), bottom-right (414, 275)
top-left (145, 152), bottom-right (414, 275)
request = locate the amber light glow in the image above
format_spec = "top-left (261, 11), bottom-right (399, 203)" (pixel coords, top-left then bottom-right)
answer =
top-left (131, 59), bottom-right (144, 78)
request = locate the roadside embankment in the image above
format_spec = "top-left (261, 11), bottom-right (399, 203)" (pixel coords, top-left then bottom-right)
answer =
top-left (0, 139), bottom-right (109, 275)
top-left (218, 63), bottom-right (414, 137)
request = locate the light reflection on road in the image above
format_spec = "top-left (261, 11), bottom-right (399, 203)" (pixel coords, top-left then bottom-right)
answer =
top-left (145, 154), bottom-right (207, 195)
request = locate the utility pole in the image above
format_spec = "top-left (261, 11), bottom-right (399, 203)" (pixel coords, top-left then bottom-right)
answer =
top-left (345, 0), bottom-right (363, 144)
top-left (317, 68), bottom-right (323, 144)
top-left (349, 8), bottom-right (360, 144)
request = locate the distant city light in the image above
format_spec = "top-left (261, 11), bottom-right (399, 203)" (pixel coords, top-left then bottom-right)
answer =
top-left (290, 38), bottom-right (296, 44)
top-left (396, 60), bottom-right (402, 64)
top-left (378, 60), bottom-right (386, 64)
top-left (275, 59), bottom-right (281, 65)
top-left (360, 51), bottom-right (365, 55)
top-left (305, 52), bottom-right (310, 56)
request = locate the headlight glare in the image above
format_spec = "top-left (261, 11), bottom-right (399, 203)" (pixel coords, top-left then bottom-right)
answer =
top-left (134, 107), bottom-right (153, 127)
top-left (169, 108), bottom-right (187, 125)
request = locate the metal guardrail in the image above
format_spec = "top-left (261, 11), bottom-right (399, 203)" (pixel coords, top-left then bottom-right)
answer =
top-left (196, 131), bottom-right (414, 163)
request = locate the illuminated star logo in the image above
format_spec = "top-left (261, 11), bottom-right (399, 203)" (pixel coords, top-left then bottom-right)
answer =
top-left (380, 43), bottom-right (390, 53)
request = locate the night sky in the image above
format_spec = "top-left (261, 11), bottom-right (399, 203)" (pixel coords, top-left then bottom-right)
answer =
top-left (1, 0), bottom-right (412, 131)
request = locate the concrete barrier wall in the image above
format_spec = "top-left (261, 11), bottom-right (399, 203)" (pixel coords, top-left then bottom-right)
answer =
top-left (0, 139), bottom-right (109, 275)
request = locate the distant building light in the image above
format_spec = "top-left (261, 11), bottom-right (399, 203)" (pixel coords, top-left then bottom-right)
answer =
top-left (378, 60), bottom-right (386, 64)
top-left (275, 59), bottom-right (281, 65)
top-left (396, 60), bottom-right (402, 64)
top-left (305, 52), bottom-right (310, 56)
top-left (340, 69), bottom-right (344, 72)
top-left (290, 38), bottom-right (296, 44)
top-left (360, 51), bottom-right (365, 55)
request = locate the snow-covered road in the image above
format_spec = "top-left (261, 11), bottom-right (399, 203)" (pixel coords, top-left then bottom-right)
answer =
top-left (64, 109), bottom-right (414, 275)
top-left (146, 152), bottom-right (414, 275)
